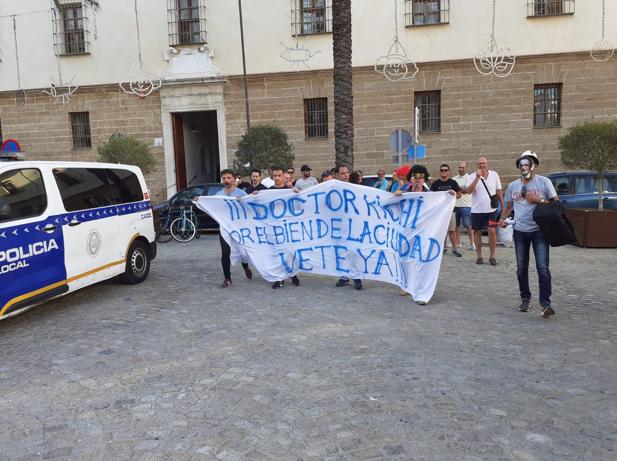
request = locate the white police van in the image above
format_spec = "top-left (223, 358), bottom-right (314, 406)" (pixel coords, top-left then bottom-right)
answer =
top-left (0, 161), bottom-right (156, 319)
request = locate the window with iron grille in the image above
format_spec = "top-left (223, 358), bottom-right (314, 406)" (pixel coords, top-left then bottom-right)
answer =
top-left (534, 83), bottom-right (562, 128)
top-left (304, 98), bottom-right (328, 138)
top-left (70, 112), bottom-right (92, 149)
top-left (292, 0), bottom-right (332, 36)
top-left (415, 91), bottom-right (441, 133)
top-left (53, 1), bottom-right (90, 55)
top-left (168, 0), bottom-right (207, 46)
top-left (405, 0), bottom-right (450, 26)
top-left (527, 0), bottom-right (574, 17)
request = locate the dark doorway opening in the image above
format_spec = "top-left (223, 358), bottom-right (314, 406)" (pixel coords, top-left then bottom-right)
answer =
top-left (171, 110), bottom-right (220, 191)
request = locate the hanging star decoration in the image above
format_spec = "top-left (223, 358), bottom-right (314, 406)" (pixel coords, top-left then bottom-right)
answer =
top-left (42, 77), bottom-right (79, 104)
top-left (591, 0), bottom-right (614, 62)
top-left (279, 41), bottom-right (321, 70)
top-left (374, 0), bottom-right (418, 82)
top-left (120, 0), bottom-right (162, 98)
top-left (473, 0), bottom-right (516, 78)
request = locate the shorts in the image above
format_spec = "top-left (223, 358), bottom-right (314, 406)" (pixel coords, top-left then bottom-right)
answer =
top-left (455, 207), bottom-right (471, 228)
top-left (471, 211), bottom-right (499, 231)
top-left (448, 212), bottom-right (456, 232)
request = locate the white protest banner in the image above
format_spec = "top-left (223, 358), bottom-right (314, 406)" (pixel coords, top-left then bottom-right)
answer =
top-left (195, 180), bottom-right (454, 303)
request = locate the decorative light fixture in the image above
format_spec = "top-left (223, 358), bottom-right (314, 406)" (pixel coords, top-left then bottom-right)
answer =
top-left (374, 0), bottom-right (418, 82)
top-left (474, 0), bottom-right (516, 78)
top-left (119, 0), bottom-right (162, 98)
top-left (11, 16), bottom-right (26, 105)
top-left (591, 0), bottom-right (614, 62)
top-left (279, 40), bottom-right (322, 70)
top-left (43, 7), bottom-right (79, 104)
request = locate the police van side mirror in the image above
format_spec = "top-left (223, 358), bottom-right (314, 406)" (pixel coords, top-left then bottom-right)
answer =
top-left (0, 200), bottom-right (11, 220)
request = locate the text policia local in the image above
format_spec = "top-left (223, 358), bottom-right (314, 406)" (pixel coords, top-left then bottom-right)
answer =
top-left (221, 188), bottom-right (444, 273)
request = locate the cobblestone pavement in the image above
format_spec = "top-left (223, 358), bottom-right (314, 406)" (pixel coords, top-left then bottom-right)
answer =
top-left (1, 235), bottom-right (616, 461)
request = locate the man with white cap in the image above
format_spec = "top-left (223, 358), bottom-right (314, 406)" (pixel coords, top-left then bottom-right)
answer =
top-left (499, 151), bottom-right (558, 317)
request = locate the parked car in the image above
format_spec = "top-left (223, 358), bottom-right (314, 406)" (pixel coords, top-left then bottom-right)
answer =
top-left (361, 174), bottom-right (394, 187)
top-left (153, 183), bottom-right (224, 231)
top-left (547, 171), bottom-right (617, 210)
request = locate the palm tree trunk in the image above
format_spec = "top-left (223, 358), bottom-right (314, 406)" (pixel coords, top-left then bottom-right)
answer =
top-left (332, 0), bottom-right (354, 168)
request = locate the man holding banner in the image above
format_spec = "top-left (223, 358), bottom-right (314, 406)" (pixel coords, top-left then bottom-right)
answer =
top-left (194, 176), bottom-right (455, 305)
top-left (205, 169), bottom-right (254, 288)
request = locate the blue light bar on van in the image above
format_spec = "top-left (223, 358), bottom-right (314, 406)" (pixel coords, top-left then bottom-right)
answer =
top-left (0, 152), bottom-right (26, 161)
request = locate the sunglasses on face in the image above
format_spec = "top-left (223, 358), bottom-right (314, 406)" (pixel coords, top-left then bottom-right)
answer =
top-left (440, 169), bottom-right (449, 172)
top-left (413, 173), bottom-right (425, 179)
top-left (521, 185), bottom-right (527, 197)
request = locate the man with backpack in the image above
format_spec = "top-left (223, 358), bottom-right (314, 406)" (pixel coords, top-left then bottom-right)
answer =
top-left (498, 151), bottom-right (558, 317)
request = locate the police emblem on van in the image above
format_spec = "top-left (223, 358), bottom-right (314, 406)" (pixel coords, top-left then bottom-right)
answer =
top-left (87, 229), bottom-right (102, 257)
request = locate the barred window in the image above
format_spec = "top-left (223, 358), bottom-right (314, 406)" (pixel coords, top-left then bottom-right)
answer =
top-left (534, 84), bottom-right (562, 128)
top-left (304, 98), bottom-right (328, 138)
top-left (527, 0), bottom-right (574, 17)
top-left (406, 0), bottom-right (450, 26)
top-left (53, 1), bottom-right (90, 55)
top-left (70, 112), bottom-right (92, 149)
top-left (168, 0), bottom-right (207, 46)
top-left (415, 91), bottom-right (441, 133)
top-left (292, 0), bottom-right (332, 36)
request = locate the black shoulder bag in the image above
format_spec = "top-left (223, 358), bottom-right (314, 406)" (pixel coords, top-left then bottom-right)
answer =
top-left (480, 178), bottom-right (499, 209)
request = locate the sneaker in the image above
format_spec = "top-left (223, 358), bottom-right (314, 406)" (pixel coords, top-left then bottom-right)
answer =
top-left (291, 276), bottom-right (300, 286)
top-left (353, 279), bottom-right (363, 291)
top-left (468, 243), bottom-right (476, 251)
top-left (452, 250), bottom-right (462, 257)
top-left (443, 248), bottom-right (448, 254)
top-left (518, 299), bottom-right (531, 312)
top-left (272, 281), bottom-right (284, 289)
top-left (541, 305), bottom-right (555, 318)
top-left (476, 258), bottom-right (484, 265)
top-left (335, 278), bottom-right (350, 287)
top-left (220, 278), bottom-right (232, 288)
top-left (489, 258), bottom-right (497, 266)
top-left (243, 266), bottom-right (253, 280)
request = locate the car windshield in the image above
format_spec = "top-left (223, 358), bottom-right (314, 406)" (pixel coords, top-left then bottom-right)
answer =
top-left (204, 185), bottom-right (224, 195)
top-left (574, 175), bottom-right (617, 194)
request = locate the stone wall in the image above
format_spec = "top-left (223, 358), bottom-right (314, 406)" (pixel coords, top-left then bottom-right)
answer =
top-left (224, 52), bottom-right (617, 184)
top-left (0, 87), bottom-right (166, 198)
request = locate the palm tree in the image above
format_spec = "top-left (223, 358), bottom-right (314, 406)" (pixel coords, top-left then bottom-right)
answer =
top-left (332, 0), bottom-right (354, 168)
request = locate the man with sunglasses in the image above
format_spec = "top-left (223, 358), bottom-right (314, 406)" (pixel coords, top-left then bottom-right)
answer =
top-left (499, 151), bottom-right (558, 317)
top-left (431, 164), bottom-right (462, 257)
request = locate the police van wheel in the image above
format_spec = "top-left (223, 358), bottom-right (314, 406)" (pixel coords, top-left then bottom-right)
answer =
top-left (121, 240), bottom-right (151, 284)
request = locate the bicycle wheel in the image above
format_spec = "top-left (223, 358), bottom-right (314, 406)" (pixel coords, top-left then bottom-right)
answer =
top-left (155, 216), bottom-right (173, 243)
top-left (170, 217), bottom-right (196, 243)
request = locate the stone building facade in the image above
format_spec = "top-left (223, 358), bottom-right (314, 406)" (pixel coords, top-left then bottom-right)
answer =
top-left (1, 0), bottom-right (616, 198)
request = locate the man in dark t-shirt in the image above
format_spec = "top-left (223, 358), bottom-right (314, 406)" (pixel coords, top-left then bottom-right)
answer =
top-left (430, 164), bottom-right (462, 257)
top-left (268, 166), bottom-right (299, 289)
top-left (246, 169), bottom-right (267, 193)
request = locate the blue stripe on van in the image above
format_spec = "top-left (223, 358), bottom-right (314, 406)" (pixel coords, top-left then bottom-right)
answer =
top-left (0, 200), bottom-right (151, 316)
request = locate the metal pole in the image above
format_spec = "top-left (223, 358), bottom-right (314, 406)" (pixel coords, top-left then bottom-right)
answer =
top-left (238, 0), bottom-right (250, 131)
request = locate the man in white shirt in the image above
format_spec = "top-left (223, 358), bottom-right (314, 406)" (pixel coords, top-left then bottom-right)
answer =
top-left (453, 162), bottom-right (474, 250)
top-left (260, 165), bottom-right (275, 188)
top-left (462, 157), bottom-right (504, 266)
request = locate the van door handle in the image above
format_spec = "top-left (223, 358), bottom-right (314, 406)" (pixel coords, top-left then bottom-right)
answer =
top-left (42, 224), bottom-right (56, 233)
top-left (68, 220), bottom-right (81, 227)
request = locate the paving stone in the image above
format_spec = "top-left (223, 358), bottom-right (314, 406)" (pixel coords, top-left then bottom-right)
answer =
top-left (0, 237), bottom-right (615, 460)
